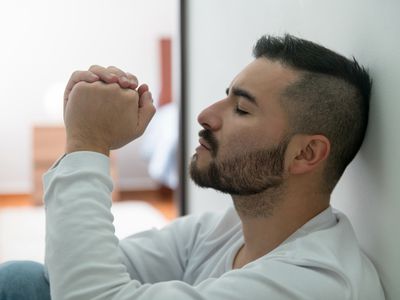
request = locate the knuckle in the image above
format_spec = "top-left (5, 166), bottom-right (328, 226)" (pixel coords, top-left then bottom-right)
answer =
top-left (71, 70), bottom-right (82, 78)
top-left (70, 81), bottom-right (108, 98)
top-left (72, 81), bottom-right (91, 93)
top-left (125, 88), bottom-right (139, 97)
top-left (89, 64), bottom-right (101, 71)
top-left (108, 82), bottom-right (121, 90)
top-left (127, 72), bottom-right (138, 80)
top-left (107, 66), bottom-right (125, 76)
top-left (96, 82), bottom-right (120, 94)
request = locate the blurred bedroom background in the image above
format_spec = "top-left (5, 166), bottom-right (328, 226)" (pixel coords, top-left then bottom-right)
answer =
top-left (2, 2), bottom-right (399, 298)
top-left (0, 0), bottom-right (180, 263)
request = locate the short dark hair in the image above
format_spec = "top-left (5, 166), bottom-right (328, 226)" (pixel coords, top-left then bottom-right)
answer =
top-left (253, 34), bottom-right (372, 192)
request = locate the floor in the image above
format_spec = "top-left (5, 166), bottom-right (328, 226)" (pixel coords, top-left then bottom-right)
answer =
top-left (0, 190), bottom-right (177, 263)
top-left (0, 200), bottom-right (170, 263)
top-left (0, 189), bottom-right (178, 220)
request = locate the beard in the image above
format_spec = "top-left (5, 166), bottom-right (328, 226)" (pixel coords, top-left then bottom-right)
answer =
top-left (189, 131), bottom-right (290, 196)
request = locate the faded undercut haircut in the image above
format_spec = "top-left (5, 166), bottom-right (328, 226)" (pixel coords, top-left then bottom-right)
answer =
top-left (253, 34), bottom-right (372, 193)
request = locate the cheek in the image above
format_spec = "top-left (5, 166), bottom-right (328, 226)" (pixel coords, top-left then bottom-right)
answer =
top-left (218, 125), bottom-right (285, 159)
top-left (219, 131), bottom-right (260, 158)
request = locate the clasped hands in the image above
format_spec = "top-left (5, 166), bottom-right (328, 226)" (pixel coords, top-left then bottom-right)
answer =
top-left (63, 65), bottom-right (156, 156)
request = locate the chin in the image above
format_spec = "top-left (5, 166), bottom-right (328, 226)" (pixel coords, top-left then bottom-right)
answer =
top-left (191, 154), bottom-right (209, 170)
top-left (190, 153), bottom-right (210, 174)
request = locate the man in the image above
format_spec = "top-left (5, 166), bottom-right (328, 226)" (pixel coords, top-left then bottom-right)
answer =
top-left (0, 34), bottom-right (385, 299)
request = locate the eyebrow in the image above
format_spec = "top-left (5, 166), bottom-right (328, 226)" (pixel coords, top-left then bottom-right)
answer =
top-left (225, 87), bottom-right (258, 105)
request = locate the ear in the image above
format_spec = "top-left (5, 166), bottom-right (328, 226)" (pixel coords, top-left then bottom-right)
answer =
top-left (287, 135), bottom-right (331, 175)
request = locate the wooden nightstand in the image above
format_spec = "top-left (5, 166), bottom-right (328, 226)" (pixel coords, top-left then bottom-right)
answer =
top-left (32, 126), bottom-right (120, 205)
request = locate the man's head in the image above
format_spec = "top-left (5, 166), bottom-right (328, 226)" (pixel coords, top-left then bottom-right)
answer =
top-left (190, 34), bottom-right (371, 196)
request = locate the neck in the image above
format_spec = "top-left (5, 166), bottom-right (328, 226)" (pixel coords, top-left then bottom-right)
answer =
top-left (231, 186), bottom-right (329, 269)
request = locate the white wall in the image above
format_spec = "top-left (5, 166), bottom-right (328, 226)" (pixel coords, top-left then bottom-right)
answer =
top-left (0, 0), bottom-right (178, 193)
top-left (185, 0), bottom-right (399, 299)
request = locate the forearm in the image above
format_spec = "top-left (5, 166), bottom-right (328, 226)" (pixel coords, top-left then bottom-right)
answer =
top-left (44, 152), bottom-right (138, 299)
top-left (44, 152), bottom-right (212, 300)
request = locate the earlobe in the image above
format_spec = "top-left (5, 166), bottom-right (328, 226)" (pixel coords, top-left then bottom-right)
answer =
top-left (288, 135), bottom-right (330, 175)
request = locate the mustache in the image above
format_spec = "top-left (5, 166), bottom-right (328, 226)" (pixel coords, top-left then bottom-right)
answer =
top-left (199, 129), bottom-right (219, 156)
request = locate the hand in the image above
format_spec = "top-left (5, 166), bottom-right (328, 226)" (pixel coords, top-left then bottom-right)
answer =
top-left (64, 69), bottom-right (155, 156)
top-left (63, 65), bottom-right (150, 120)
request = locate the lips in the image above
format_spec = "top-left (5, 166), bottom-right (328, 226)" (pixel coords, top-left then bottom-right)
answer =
top-left (197, 130), bottom-right (218, 156)
top-left (199, 138), bottom-right (211, 150)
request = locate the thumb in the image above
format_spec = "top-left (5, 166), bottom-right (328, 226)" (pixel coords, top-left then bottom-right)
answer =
top-left (137, 91), bottom-right (156, 136)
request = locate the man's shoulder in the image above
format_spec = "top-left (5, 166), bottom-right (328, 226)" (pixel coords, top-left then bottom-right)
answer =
top-left (268, 208), bottom-right (362, 266)
top-left (251, 208), bottom-right (384, 300)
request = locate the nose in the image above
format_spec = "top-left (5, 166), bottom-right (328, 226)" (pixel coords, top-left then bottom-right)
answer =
top-left (197, 100), bottom-right (224, 131)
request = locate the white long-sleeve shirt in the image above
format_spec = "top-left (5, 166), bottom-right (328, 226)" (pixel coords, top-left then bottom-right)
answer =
top-left (44, 151), bottom-right (385, 300)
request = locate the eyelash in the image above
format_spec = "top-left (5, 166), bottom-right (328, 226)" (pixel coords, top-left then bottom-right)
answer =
top-left (235, 106), bottom-right (249, 115)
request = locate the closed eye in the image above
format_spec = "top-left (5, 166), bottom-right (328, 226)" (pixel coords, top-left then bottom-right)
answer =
top-left (226, 87), bottom-right (252, 116)
top-left (226, 87), bottom-right (257, 106)
top-left (235, 106), bottom-right (249, 116)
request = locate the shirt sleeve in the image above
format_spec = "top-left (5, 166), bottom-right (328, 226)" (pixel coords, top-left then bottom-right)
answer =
top-left (116, 212), bottom-right (201, 283)
top-left (44, 151), bottom-right (347, 300)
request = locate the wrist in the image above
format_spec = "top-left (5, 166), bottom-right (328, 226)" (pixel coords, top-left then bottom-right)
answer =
top-left (66, 138), bottom-right (110, 157)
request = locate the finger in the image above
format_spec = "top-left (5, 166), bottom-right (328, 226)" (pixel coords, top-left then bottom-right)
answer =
top-left (107, 66), bottom-right (132, 89)
top-left (106, 66), bottom-right (126, 77)
top-left (138, 85), bottom-right (151, 108)
top-left (126, 72), bottom-right (139, 89)
top-left (137, 91), bottom-right (156, 136)
top-left (88, 65), bottom-right (119, 84)
top-left (137, 84), bottom-right (149, 97)
top-left (64, 70), bottom-right (99, 107)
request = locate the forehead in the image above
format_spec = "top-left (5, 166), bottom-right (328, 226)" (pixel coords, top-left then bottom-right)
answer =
top-left (231, 58), bottom-right (299, 108)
